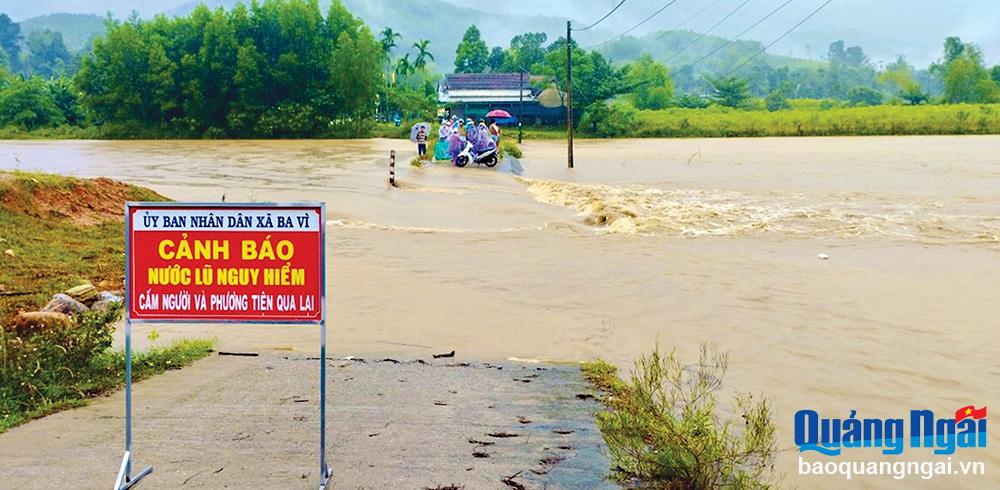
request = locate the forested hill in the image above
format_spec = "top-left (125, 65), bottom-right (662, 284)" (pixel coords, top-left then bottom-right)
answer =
top-left (19, 13), bottom-right (107, 52)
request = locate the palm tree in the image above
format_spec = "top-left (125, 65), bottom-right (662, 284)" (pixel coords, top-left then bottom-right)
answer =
top-left (379, 27), bottom-right (401, 57)
top-left (395, 54), bottom-right (413, 77)
top-left (412, 39), bottom-right (434, 70)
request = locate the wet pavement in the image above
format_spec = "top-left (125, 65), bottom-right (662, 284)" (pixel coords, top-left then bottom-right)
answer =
top-left (0, 353), bottom-right (614, 489)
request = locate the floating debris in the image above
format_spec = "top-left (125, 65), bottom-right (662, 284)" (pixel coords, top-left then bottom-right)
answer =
top-left (486, 431), bottom-right (519, 438)
top-left (501, 470), bottom-right (526, 490)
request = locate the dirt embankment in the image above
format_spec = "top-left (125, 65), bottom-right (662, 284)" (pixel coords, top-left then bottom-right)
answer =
top-left (0, 172), bottom-right (166, 225)
top-left (0, 171), bottom-right (167, 319)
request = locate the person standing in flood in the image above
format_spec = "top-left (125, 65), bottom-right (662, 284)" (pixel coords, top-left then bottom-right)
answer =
top-left (415, 126), bottom-right (428, 160)
top-left (447, 125), bottom-right (463, 165)
top-left (489, 118), bottom-right (501, 145)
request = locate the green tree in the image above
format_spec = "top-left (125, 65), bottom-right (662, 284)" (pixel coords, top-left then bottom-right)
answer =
top-left (73, 0), bottom-right (384, 137)
top-left (847, 86), bottom-right (883, 106)
top-left (625, 54), bottom-right (673, 110)
top-left (540, 38), bottom-right (623, 113)
top-left (187, 8), bottom-right (238, 131)
top-left (707, 76), bottom-right (751, 108)
top-left (935, 38), bottom-right (999, 104)
top-left (877, 56), bottom-right (926, 104)
top-left (412, 39), bottom-right (434, 69)
top-left (991, 65), bottom-right (1000, 86)
top-left (228, 40), bottom-right (266, 134)
top-left (943, 57), bottom-right (1000, 103)
top-left (24, 29), bottom-right (72, 78)
top-left (327, 0), bottom-right (361, 40)
top-left (0, 14), bottom-right (21, 70)
top-left (48, 77), bottom-right (86, 125)
top-left (487, 46), bottom-right (505, 73)
top-left (395, 53), bottom-right (413, 77)
top-left (503, 32), bottom-right (547, 72)
top-left (580, 101), bottom-right (636, 137)
top-left (76, 22), bottom-right (152, 123)
top-left (330, 27), bottom-right (382, 135)
top-left (454, 25), bottom-right (488, 73)
top-left (379, 27), bottom-right (401, 57)
top-left (0, 76), bottom-right (66, 129)
top-left (765, 82), bottom-right (792, 111)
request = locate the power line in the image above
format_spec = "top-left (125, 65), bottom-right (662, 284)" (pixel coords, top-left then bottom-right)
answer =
top-left (663, 0), bottom-right (754, 63)
top-left (588, 0), bottom-right (680, 50)
top-left (573, 0), bottom-right (628, 31)
top-left (659, 0), bottom-right (726, 37)
top-left (723, 0), bottom-right (834, 76)
top-left (686, 0), bottom-right (795, 69)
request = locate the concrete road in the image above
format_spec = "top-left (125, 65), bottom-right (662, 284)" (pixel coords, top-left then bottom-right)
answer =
top-left (0, 353), bottom-right (613, 489)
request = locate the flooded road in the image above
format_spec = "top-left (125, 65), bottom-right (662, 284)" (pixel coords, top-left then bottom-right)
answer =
top-left (3, 136), bottom-right (998, 487)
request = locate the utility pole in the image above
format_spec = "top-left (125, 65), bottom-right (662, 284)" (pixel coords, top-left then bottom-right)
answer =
top-left (518, 68), bottom-right (524, 144)
top-left (566, 21), bottom-right (574, 169)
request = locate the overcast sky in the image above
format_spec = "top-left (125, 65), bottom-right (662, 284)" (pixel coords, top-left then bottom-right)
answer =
top-left (3, 0), bottom-right (998, 66)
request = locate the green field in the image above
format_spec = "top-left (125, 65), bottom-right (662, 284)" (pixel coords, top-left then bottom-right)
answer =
top-left (629, 103), bottom-right (1000, 138)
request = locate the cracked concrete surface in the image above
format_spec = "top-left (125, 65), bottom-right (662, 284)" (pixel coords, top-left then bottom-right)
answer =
top-left (0, 353), bottom-right (613, 489)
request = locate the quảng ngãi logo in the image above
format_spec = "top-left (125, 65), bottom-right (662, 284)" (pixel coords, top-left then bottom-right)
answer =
top-left (794, 406), bottom-right (987, 456)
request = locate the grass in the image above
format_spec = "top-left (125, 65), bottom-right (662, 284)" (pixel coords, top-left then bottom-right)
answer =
top-left (631, 103), bottom-right (1000, 138)
top-left (0, 308), bottom-right (215, 432)
top-left (581, 344), bottom-right (778, 489)
top-left (0, 170), bottom-right (211, 433)
top-left (0, 171), bottom-right (165, 318)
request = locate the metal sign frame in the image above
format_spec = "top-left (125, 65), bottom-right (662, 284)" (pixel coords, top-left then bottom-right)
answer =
top-left (116, 202), bottom-right (329, 490)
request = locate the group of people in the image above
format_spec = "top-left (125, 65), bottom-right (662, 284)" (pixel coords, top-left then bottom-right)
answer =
top-left (427, 115), bottom-right (502, 165)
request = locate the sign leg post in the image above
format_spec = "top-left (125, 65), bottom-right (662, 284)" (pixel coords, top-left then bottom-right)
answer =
top-left (114, 318), bottom-right (153, 489)
top-left (318, 319), bottom-right (330, 490)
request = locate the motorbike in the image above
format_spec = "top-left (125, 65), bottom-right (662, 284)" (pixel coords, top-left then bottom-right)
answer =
top-left (455, 140), bottom-right (499, 168)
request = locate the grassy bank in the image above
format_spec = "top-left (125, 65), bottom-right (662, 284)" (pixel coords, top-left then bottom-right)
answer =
top-left (630, 103), bottom-right (1000, 138)
top-left (0, 171), bottom-right (213, 432)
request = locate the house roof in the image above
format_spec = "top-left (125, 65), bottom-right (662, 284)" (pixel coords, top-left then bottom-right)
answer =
top-left (444, 73), bottom-right (530, 90)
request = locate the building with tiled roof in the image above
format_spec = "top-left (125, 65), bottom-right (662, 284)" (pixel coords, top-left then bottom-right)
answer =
top-left (438, 73), bottom-right (567, 124)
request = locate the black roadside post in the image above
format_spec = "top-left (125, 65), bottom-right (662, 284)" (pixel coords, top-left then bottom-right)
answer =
top-left (566, 21), bottom-right (574, 169)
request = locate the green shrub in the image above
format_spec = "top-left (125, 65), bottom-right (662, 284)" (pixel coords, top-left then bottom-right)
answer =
top-left (1, 303), bottom-right (214, 431)
top-left (765, 90), bottom-right (790, 112)
top-left (581, 101), bottom-right (637, 137)
top-left (583, 344), bottom-right (777, 489)
top-left (673, 93), bottom-right (710, 109)
top-left (848, 86), bottom-right (884, 106)
top-left (500, 140), bottom-right (522, 158)
top-left (0, 76), bottom-right (66, 129)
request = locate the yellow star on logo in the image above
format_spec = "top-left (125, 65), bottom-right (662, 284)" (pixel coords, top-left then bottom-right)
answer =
top-left (966, 408), bottom-right (973, 416)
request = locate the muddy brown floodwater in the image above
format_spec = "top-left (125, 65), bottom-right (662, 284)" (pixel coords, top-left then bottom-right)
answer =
top-left (3, 136), bottom-right (998, 488)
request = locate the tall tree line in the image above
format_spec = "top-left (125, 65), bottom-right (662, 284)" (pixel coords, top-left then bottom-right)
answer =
top-left (75, 0), bottom-right (382, 137)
